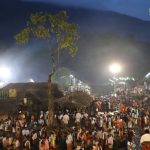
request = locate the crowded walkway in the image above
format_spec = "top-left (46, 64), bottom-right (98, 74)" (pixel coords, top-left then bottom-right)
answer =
top-left (0, 94), bottom-right (149, 150)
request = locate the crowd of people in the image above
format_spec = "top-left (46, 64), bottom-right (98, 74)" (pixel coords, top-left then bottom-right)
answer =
top-left (0, 94), bottom-right (150, 150)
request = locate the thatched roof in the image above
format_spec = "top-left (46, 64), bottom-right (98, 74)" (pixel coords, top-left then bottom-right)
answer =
top-left (3, 82), bottom-right (48, 90)
top-left (1, 83), bottom-right (93, 111)
top-left (2, 82), bottom-right (63, 100)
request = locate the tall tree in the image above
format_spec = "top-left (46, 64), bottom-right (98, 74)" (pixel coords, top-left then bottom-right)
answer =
top-left (15, 11), bottom-right (79, 126)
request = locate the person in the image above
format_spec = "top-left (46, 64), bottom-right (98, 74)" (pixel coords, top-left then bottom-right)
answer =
top-left (140, 128), bottom-right (150, 150)
top-left (75, 112), bottom-right (82, 126)
top-left (63, 114), bottom-right (69, 126)
top-left (49, 131), bottom-right (56, 149)
top-left (32, 130), bottom-right (39, 150)
top-left (2, 136), bottom-right (9, 149)
top-left (24, 137), bottom-right (31, 150)
top-left (13, 136), bottom-right (20, 150)
top-left (44, 136), bottom-right (50, 150)
top-left (39, 139), bottom-right (45, 150)
top-left (107, 134), bottom-right (113, 150)
top-left (66, 131), bottom-right (73, 150)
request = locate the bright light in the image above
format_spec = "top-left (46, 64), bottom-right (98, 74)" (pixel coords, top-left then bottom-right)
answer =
top-left (109, 63), bottom-right (122, 74)
top-left (0, 67), bottom-right (11, 79)
top-left (69, 74), bottom-right (74, 78)
top-left (145, 72), bottom-right (150, 78)
top-left (28, 78), bottom-right (35, 83)
top-left (0, 81), bottom-right (5, 88)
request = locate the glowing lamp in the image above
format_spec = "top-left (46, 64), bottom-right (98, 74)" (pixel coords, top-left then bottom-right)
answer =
top-left (109, 63), bottom-right (121, 74)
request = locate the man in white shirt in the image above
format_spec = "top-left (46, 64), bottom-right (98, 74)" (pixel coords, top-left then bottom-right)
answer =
top-left (66, 132), bottom-right (73, 150)
top-left (75, 112), bottom-right (82, 124)
top-left (62, 114), bottom-right (69, 125)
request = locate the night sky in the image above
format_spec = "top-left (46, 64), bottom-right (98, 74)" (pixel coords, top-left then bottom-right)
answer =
top-left (0, 0), bottom-right (150, 85)
top-left (23, 0), bottom-right (150, 21)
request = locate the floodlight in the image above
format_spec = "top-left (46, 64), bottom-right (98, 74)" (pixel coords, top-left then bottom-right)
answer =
top-left (109, 63), bottom-right (122, 74)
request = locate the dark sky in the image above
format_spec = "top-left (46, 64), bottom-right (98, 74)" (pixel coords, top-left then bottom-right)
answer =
top-left (0, 0), bottom-right (150, 85)
top-left (23, 0), bottom-right (150, 21)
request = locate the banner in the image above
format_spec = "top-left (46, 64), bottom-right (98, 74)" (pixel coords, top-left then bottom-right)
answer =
top-left (9, 89), bottom-right (17, 98)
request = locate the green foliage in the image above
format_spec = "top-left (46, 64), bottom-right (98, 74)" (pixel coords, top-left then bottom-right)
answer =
top-left (15, 11), bottom-right (79, 57)
top-left (15, 27), bottom-right (30, 44)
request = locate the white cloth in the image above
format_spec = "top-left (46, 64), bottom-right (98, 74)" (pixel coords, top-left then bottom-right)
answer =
top-left (25, 140), bottom-right (31, 149)
top-left (140, 133), bottom-right (150, 144)
top-left (12, 127), bottom-right (16, 133)
top-left (0, 124), bottom-right (4, 130)
top-left (58, 114), bottom-right (63, 120)
top-left (15, 140), bottom-right (20, 148)
top-left (25, 129), bottom-right (30, 136)
top-left (38, 119), bottom-right (44, 125)
top-left (22, 129), bottom-right (26, 136)
top-left (75, 113), bottom-right (82, 123)
top-left (83, 113), bottom-right (88, 119)
top-left (66, 134), bottom-right (73, 144)
top-left (108, 136), bottom-right (113, 145)
top-left (99, 119), bottom-right (103, 127)
top-left (63, 114), bottom-right (69, 125)
top-left (32, 133), bottom-right (37, 140)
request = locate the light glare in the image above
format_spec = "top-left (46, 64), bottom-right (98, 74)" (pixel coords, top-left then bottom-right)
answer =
top-left (0, 67), bottom-right (11, 79)
top-left (109, 63), bottom-right (121, 74)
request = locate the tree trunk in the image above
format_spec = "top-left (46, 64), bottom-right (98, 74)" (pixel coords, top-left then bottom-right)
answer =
top-left (48, 73), bottom-right (54, 127)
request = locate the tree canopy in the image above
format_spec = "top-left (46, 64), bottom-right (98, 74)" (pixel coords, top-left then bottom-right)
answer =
top-left (15, 11), bottom-right (79, 126)
top-left (15, 11), bottom-right (79, 67)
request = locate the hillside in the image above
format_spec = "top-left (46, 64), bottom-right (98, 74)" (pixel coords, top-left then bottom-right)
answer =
top-left (0, 1), bottom-right (150, 88)
top-left (1, 1), bottom-right (150, 43)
